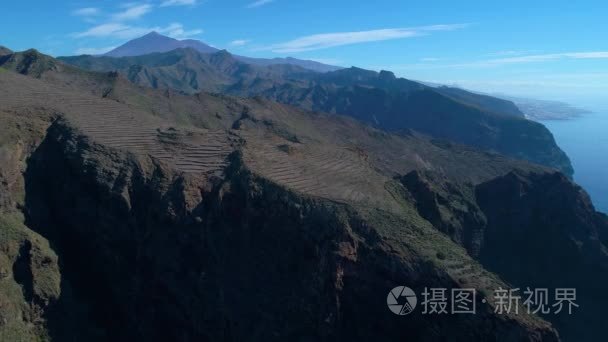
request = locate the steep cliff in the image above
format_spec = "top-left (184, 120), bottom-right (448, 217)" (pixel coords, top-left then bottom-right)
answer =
top-left (0, 116), bottom-right (556, 341)
top-left (0, 108), bottom-right (103, 341)
top-left (401, 170), bottom-right (608, 341)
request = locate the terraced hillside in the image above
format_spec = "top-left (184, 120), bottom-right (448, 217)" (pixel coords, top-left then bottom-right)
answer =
top-left (0, 71), bottom-right (234, 177)
top-left (0, 69), bottom-right (409, 216)
top-left (243, 138), bottom-right (388, 205)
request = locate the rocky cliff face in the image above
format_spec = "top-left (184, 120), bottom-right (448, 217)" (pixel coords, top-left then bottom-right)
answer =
top-left (0, 109), bottom-right (80, 341)
top-left (476, 171), bottom-right (608, 342)
top-left (402, 170), bottom-right (608, 342)
top-left (399, 171), bottom-right (487, 257)
top-left (0, 112), bottom-right (558, 341)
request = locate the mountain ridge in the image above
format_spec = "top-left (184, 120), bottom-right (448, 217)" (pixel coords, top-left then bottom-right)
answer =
top-left (58, 47), bottom-right (574, 176)
top-left (102, 31), bottom-right (342, 73)
top-left (0, 45), bottom-right (12, 56)
top-left (104, 31), bottom-right (218, 57)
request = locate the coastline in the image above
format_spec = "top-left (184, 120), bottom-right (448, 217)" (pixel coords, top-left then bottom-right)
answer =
top-left (515, 98), bottom-right (591, 121)
top-left (542, 107), bottom-right (608, 213)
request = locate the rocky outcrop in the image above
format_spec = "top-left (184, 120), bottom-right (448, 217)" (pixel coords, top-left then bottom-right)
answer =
top-left (399, 171), bottom-right (487, 257)
top-left (476, 171), bottom-right (608, 342)
top-left (0, 49), bottom-right (60, 78)
top-left (0, 110), bottom-right (98, 341)
top-left (0, 213), bottom-right (62, 341)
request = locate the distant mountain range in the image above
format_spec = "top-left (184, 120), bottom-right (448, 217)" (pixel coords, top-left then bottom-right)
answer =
top-left (60, 43), bottom-right (573, 176)
top-left (102, 32), bottom-right (342, 73)
top-left (88, 32), bottom-right (589, 121)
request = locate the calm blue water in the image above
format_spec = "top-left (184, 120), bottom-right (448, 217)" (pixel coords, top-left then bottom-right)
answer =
top-left (542, 105), bottom-right (608, 213)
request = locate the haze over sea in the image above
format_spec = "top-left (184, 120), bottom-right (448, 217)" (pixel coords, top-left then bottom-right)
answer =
top-left (543, 102), bottom-right (608, 213)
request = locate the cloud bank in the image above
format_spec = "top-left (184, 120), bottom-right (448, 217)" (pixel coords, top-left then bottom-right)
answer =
top-left (263, 24), bottom-right (468, 53)
top-left (160, 0), bottom-right (198, 7)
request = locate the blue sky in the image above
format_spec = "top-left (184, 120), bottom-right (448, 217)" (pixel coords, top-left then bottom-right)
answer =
top-left (2, 0), bottom-right (607, 102)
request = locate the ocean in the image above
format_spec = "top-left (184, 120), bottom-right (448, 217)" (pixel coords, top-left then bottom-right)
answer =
top-left (542, 104), bottom-right (608, 213)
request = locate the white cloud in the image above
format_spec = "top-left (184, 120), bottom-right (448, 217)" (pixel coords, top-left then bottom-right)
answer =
top-left (566, 52), bottom-right (608, 59)
top-left (72, 7), bottom-right (100, 17)
top-left (111, 4), bottom-right (153, 21)
top-left (473, 51), bottom-right (608, 67)
top-left (421, 57), bottom-right (440, 62)
top-left (162, 23), bottom-right (203, 39)
top-left (74, 23), bottom-right (131, 39)
top-left (383, 51), bottom-right (608, 71)
top-left (74, 22), bottom-right (202, 40)
top-left (262, 24), bottom-right (468, 53)
top-left (74, 46), bottom-right (117, 55)
top-left (160, 0), bottom-right (197, 7)
top-left (486, 50), bottom-right (530, 57)
top-left (306, 58), bottom-right (344, 66)
top-left (247, 0), bottom-right (274, 8)
top-left (71, 2), bottom-right (205, 41)
top-left (426, 78), bottom-right (608, 95)
top-left (230, 39), bottom-right (250, 46)
top-left (486, 54), bottom-right (565, 64)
